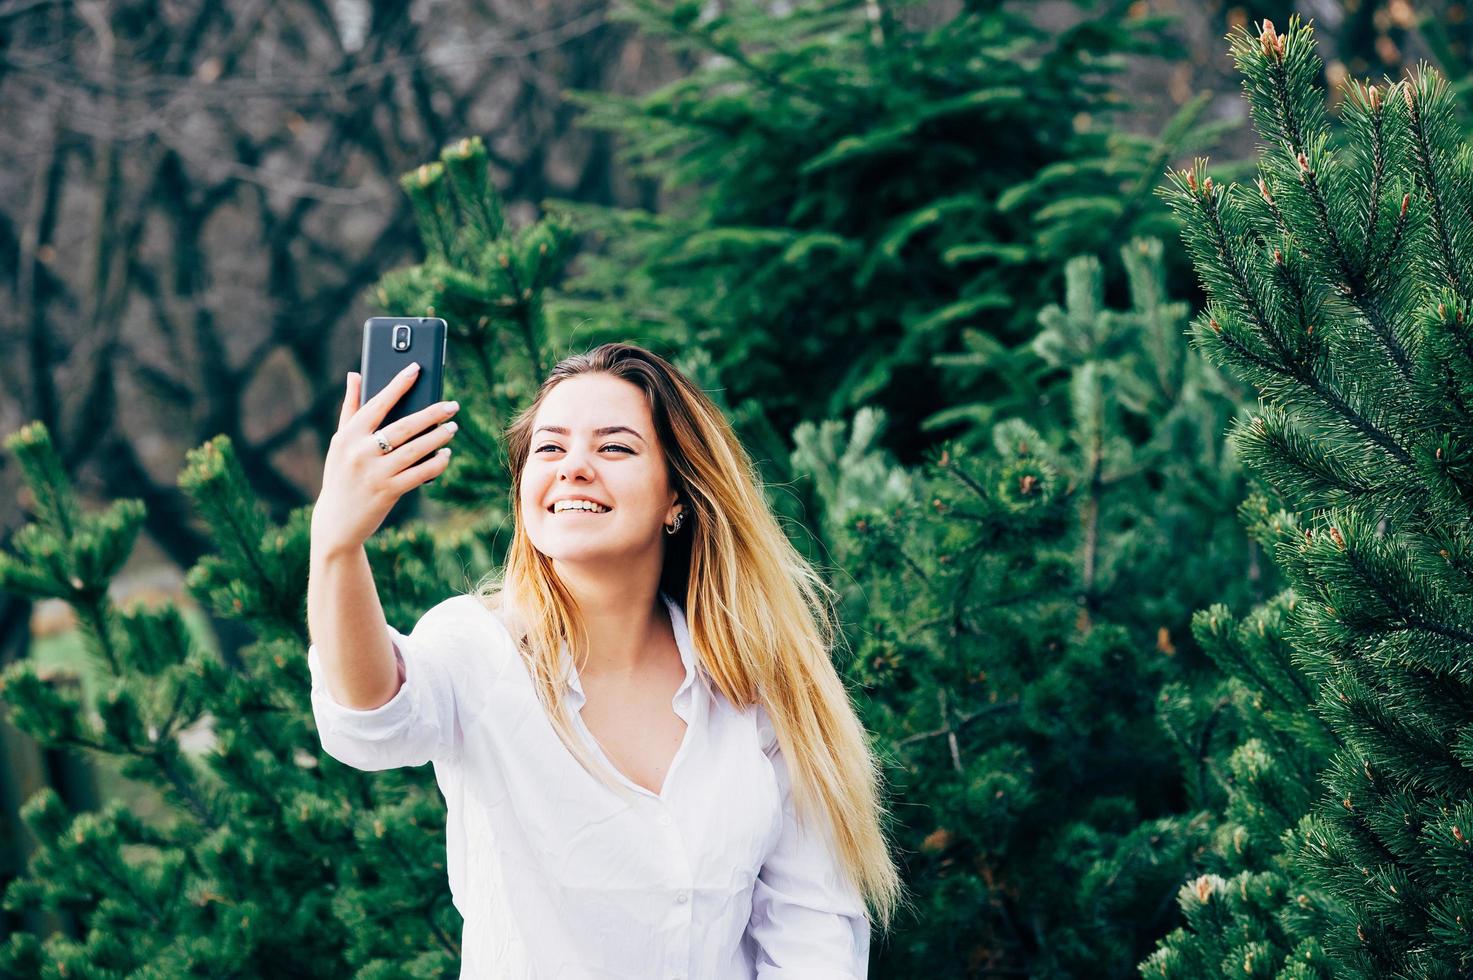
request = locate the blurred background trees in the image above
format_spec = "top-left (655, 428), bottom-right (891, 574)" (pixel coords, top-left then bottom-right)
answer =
top-left (0, 0), bottom-right (679, 652)
top-left (7, 0), bottom-right (1473, 976)
top-left (787, 236), bottom-right (1264, 975)
top-left (13, 0), bottom-right (1466, 650)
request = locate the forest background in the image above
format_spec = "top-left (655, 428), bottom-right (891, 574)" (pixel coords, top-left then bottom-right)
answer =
top-left (3, 0), bottom-right (1473, 977)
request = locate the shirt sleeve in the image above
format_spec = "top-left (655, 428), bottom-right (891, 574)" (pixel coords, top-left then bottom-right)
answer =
top-left (746, 704), bottom-right (872, 979)
top-left (306, 597), bottom-right (468, 771)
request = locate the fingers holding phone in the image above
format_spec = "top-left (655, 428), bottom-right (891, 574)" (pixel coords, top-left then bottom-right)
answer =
top-left (314, 367), bottom-right (458, 556)
top-left (361, 368), bottom-right (460, 480)
top-left (347, 361), bottom-right (446, 439)
top-left (312, 316), bottom-right (453, 557)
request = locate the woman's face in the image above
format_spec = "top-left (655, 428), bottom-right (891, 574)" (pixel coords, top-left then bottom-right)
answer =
top-left (520, 373), bottom-right (680, 568)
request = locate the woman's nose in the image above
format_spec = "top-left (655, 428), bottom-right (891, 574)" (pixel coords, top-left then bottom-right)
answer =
top-left (556, 450), bottom-right (596, 480)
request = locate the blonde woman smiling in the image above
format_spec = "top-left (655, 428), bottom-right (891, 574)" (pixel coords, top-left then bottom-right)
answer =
top-left (307, 342), bottom-right (905, 977)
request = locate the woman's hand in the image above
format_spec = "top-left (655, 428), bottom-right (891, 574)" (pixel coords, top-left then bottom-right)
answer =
top-left (310, 364), bottom-right (459, 556)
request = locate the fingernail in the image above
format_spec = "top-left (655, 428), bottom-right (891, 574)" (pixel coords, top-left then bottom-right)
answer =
top-left (444, 421), bottom-right (458, 433)
top-left (402, 362), bottom-right (420, 375)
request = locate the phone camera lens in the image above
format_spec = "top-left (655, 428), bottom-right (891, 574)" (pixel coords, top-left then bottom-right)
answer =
top-left (393, 325), bottom-right (411, 351)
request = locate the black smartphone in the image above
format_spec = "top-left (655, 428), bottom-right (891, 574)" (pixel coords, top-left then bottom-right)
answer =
top-left (360, 316), bottom-right (447, 472)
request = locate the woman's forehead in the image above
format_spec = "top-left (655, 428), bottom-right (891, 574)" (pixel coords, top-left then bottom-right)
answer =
top-left (535, 374), bottom-right (653, 426)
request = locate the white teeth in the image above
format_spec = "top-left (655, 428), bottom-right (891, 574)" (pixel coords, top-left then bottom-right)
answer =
top-left (553, 501), bottom-right (610, 513)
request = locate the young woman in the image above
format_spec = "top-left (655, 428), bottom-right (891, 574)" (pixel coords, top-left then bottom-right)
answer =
top-left (307, 342), bottom-right (906, 978)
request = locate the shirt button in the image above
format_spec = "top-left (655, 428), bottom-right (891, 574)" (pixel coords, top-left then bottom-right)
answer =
top-left (658, 813), bottom-right (672, 826)
top-left (677, 890), bottom-right (689, 903)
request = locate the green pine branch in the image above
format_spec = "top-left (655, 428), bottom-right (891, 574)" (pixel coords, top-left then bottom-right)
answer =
top-left (1151, 15), bottom-right (1473, 977)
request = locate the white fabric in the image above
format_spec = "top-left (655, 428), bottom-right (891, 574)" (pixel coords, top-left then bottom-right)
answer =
top-left (306, 590), bottom-right (870, 979)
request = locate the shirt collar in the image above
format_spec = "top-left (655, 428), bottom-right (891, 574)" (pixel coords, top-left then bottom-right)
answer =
top-left (558, 591), bottom-right (713, 711)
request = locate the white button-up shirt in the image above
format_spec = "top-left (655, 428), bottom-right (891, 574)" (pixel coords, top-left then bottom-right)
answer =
top-left (307, 590), bottom-right (870, 978)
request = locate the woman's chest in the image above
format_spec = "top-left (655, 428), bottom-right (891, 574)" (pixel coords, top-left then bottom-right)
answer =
top-left (577, 674), bottom-right (689, 797)
top-left (464, 682), bottom-right (781, 893)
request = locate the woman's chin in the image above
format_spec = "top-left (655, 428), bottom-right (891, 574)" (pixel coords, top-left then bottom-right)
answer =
top-left (537, 532), bottom-right (673, 567)
top-left (535, 540), bottom-right (626, 564)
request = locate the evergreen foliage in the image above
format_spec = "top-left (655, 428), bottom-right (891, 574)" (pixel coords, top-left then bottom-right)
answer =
top-left (0, 421), bottom-right (467, 976)
top-left (1155, 15), bottom-right (1473, 976)
top-left (789, 237), bottom-right (1260, 977)
top-left (1144, 511), bottom-right (1341, 977)
top-left (554, 0), bottom-right (1239, 460)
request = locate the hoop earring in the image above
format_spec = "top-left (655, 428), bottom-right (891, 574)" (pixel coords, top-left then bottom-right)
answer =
top-left (664, 510), bottom-right (686, 535)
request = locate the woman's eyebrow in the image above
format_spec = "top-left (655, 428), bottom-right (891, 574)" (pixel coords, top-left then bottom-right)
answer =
top-left (534, 425), bottom-right (646, 444)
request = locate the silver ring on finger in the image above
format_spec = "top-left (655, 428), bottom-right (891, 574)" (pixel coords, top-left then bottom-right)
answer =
top-left (374, 432), bottom-right (394, 454)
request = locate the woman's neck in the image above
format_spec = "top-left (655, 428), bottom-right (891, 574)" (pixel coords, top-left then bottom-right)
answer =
top-left (555, 568), bottom-right (672, 679)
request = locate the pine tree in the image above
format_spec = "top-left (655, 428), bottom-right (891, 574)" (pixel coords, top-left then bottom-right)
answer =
top-left (553, 0), bottom-right (1235, 462)
top-left (1157, 15), bottom-right (1473, 976)
top-left (0, 138), bottom-right (573, 977)
top-left (790, 237), bottom-right (1261, 977)
top-left (1143, 502), bottom-right (1340, 978)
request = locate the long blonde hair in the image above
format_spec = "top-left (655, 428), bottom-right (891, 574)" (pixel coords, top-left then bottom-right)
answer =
top-left (469, 342), bottom-right (905, 932)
